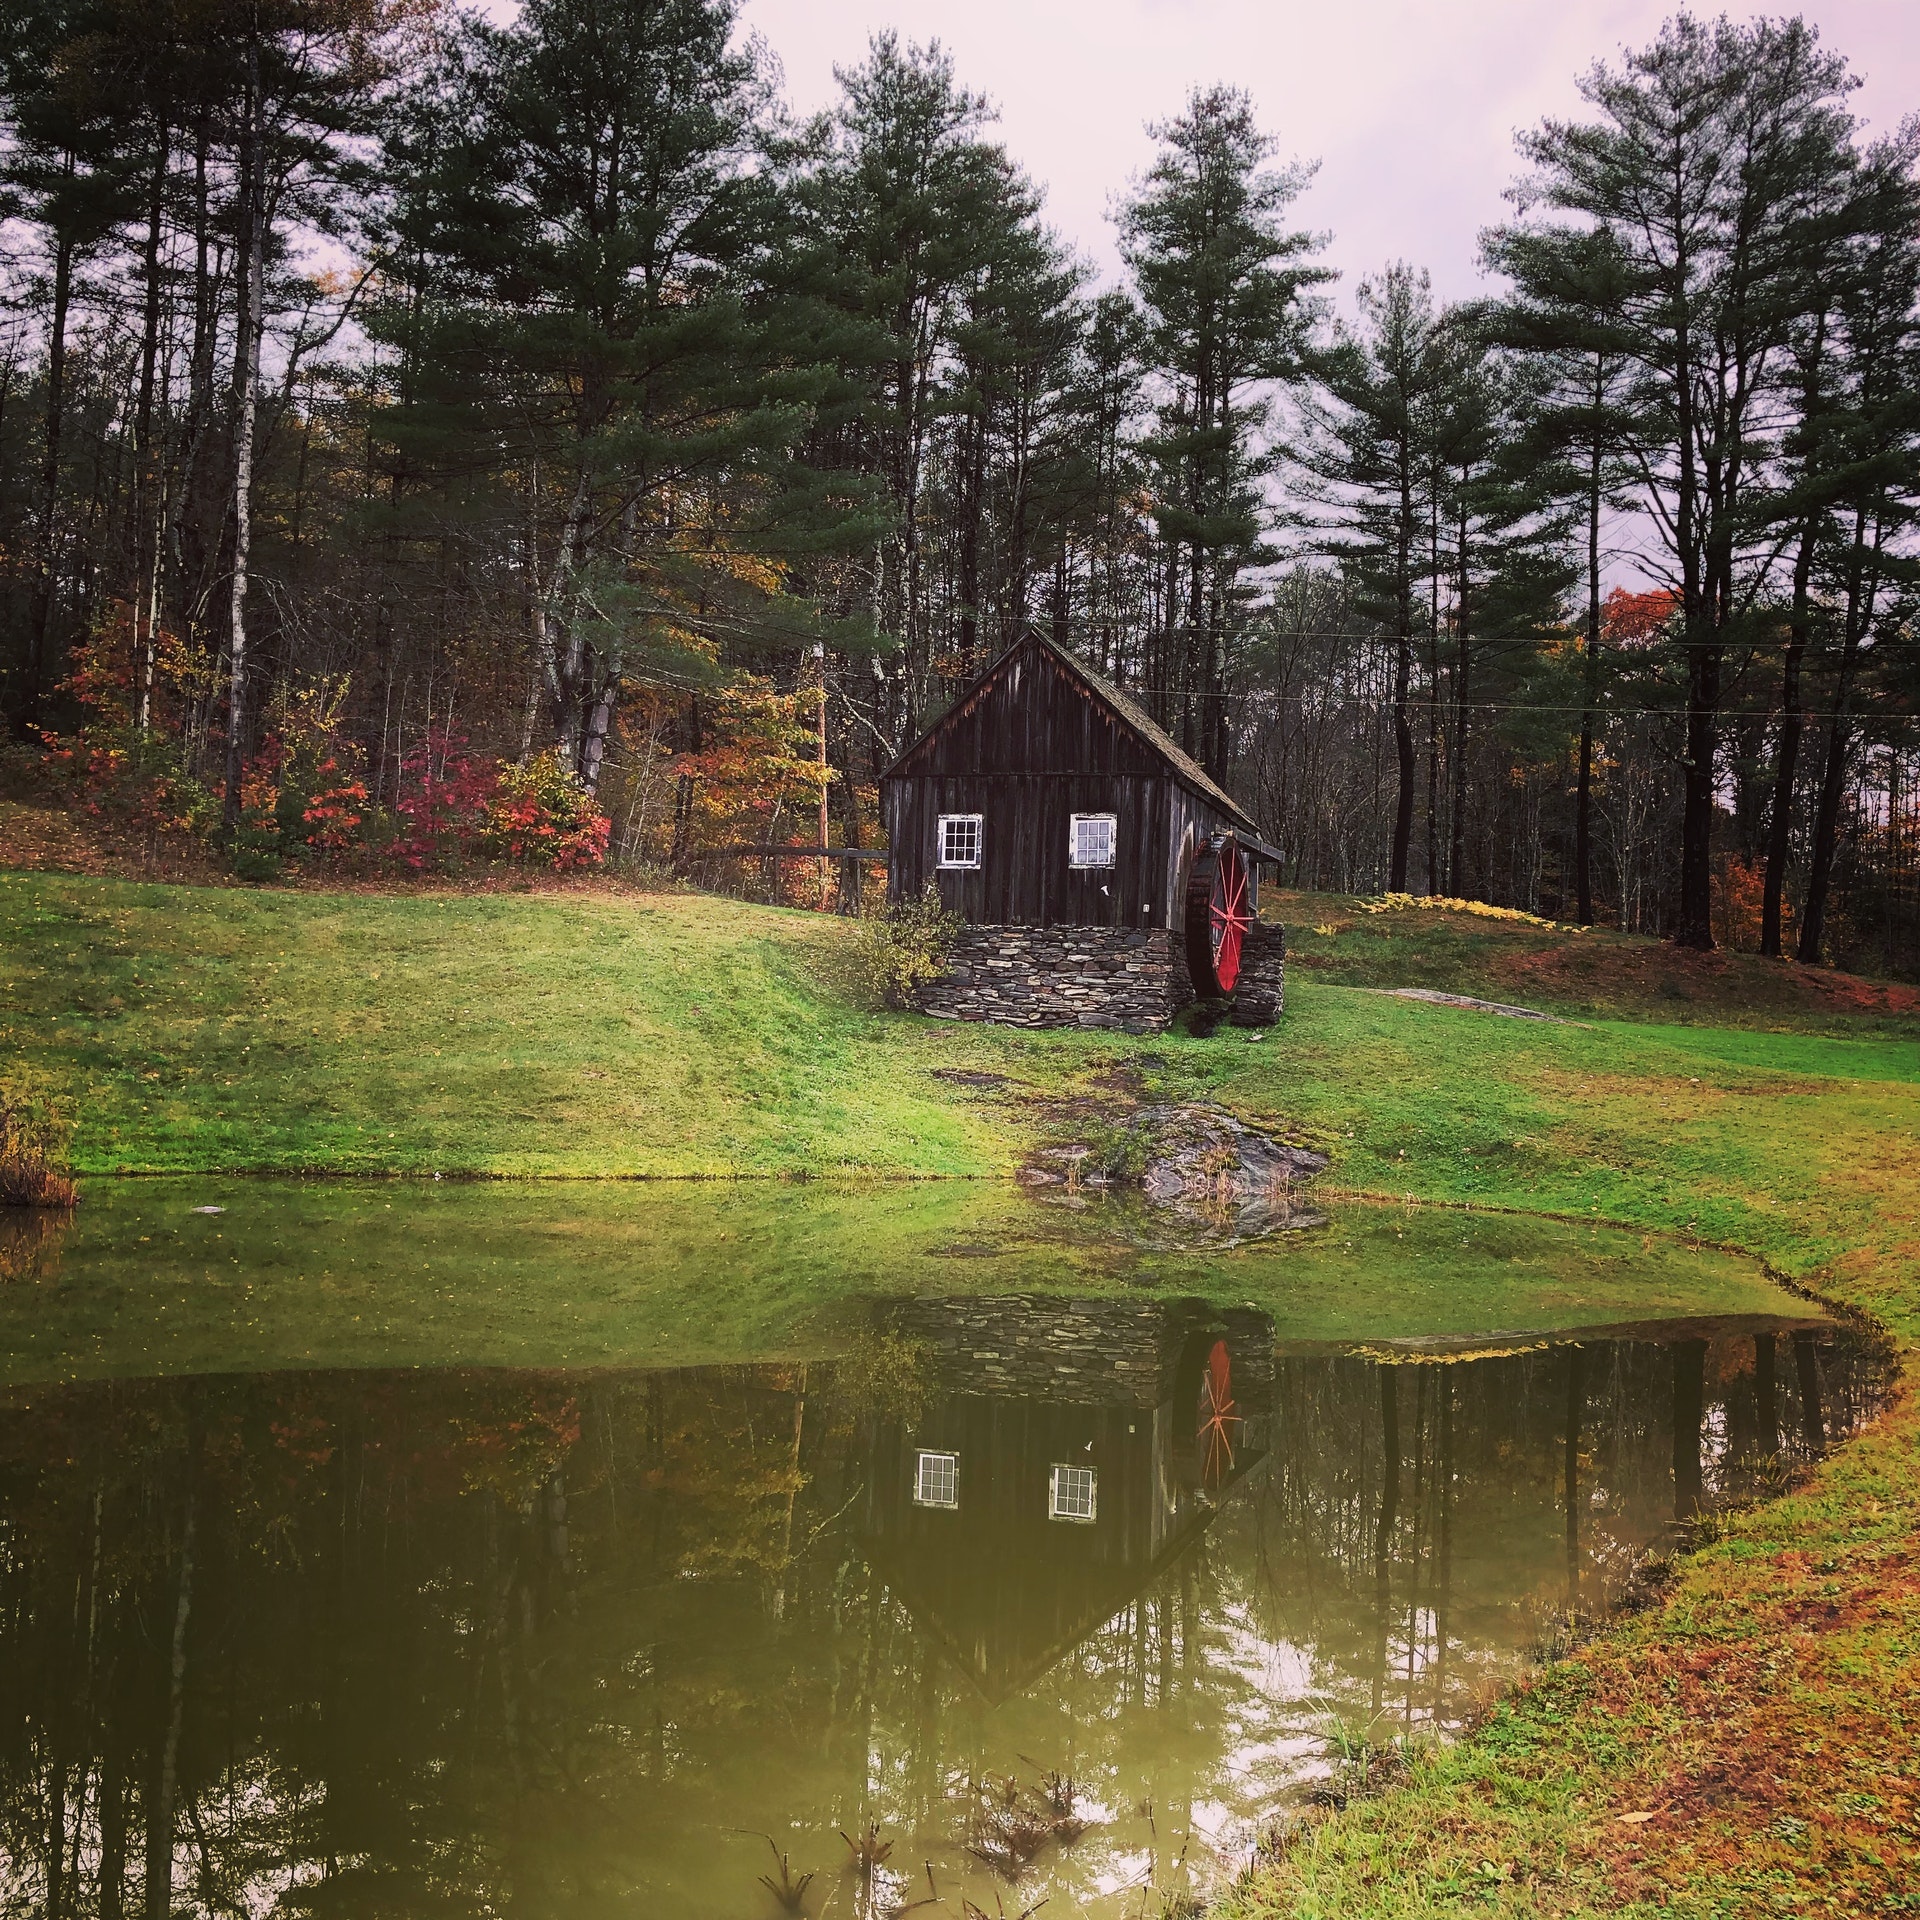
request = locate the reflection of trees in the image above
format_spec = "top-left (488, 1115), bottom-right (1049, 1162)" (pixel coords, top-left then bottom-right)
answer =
top-left (0, 1202), bottom-right (70, 1283)
top-left (1230, 1331), bottom-right (1884, 1739)
top-left (0, 1329), bottom-right (1887, 1918)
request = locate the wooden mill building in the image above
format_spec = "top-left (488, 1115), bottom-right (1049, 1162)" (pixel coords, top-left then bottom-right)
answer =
top-left (880, 630), bottom-right (1285, 1031)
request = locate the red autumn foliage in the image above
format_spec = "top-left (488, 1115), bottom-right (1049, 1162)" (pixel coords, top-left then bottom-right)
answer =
top-left (1603, 586), bottom-right (1682, 648)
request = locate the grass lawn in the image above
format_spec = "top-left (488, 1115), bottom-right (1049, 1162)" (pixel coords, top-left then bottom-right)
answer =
top-left (3, 849), bottom-right (1919, 1915)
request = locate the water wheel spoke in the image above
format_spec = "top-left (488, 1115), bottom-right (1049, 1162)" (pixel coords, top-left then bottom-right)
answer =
top-left (1187, 837), bottom-right (1250, 996)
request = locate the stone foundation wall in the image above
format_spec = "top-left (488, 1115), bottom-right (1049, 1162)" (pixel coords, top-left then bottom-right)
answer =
top-left (913, 923), bottom-right (1192, 1032)
top-left (913, 918), bottom-right (1287, 1033)
top-left (1228, 920), bottom-right (1286, 1026)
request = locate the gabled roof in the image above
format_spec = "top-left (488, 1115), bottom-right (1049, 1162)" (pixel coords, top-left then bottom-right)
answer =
top-left (882, 628), bottom-right (1260, 835)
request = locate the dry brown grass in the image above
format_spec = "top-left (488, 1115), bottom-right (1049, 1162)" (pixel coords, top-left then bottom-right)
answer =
top-left (0, 1088), bottom-right (77, 1209)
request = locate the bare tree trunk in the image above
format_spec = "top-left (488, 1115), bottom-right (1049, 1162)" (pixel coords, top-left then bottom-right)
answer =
top-left (23, 196), bottom-right (76, 734)
top-left (144, 1496), bottom-right (194, 1920)
top-left (133, 134), bottom-right (170, 731)
top-left (1389, 465), bottom-right (1416, 893)
top-left (1389, 642), bottom-right (1414, 894)
top-left (1761, 525), bottom-right (1816, 957)
top-left (1448, 492), bottom-right (1471, 896)
top-left (1575, 413), bottom-right (1603, 925)
top-left (1425, 481), bottom-right (1442, 894)
top-left (1798, 514), bottom-right (1881, 964)
top-left (222, 45), bottom-right (266, 832)
top-left (1675, 632), bottom-right (1721, 949)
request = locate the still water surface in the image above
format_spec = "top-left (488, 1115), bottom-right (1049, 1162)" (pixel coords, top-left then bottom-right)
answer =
top-left (0, 1188), bottom-right (1890, 1917)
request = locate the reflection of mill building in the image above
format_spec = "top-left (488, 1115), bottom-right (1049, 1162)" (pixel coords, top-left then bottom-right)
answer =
top-left (861, 1295), bottom-right (1274, 1700)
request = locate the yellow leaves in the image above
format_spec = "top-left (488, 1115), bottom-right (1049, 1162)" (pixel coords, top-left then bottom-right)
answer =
top-left (1360, 892), bottom-right (1574, 931)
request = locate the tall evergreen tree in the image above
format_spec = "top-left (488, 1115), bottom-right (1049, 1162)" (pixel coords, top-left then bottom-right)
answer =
top-left (791, 34), bottom-right (1018, 738)
top-left (0, 0), bottom-right (141, 729)
top-left (378, 0), bottom-right (849, 787)
top-left (1486, 225), bottom-right (1639, 924)
top-left (1506, 16), bottom-right (1859, 947)
top-left (1120, 85), bottom-right (1328, 778)
top-left (1300, 262), bottom-right (1442, 891)
top-left (1796, 127), bottom-right (1920, 962)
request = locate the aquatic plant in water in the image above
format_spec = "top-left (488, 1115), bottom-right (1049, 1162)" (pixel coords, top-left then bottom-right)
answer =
top-left (968, 1767), bottom-right (1096, 1876)
top-left (757, 1836), bottom-right (815, 1913)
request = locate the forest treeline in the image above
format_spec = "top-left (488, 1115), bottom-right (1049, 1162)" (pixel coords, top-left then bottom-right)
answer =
top-left (1, 0), bottom-right (1916, 967)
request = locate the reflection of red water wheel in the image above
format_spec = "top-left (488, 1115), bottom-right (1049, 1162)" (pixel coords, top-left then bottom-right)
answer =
top-left (1186, 836), bottom-right (1252, 996)
top-left (1197, 1339), bottom-right (1242, 1485)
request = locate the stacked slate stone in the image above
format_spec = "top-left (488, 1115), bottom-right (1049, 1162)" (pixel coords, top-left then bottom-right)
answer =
top-left (914, 921), bottom-right (1286, 1033)
top-left (1227, 923), bottom-right (1286, 1027)
top-left (915, 926), bottom-right (1190, 1032)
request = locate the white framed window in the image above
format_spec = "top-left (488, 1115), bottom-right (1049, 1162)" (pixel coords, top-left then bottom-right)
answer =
top-left (1048, 1463), bottom-right (1098, 1524)
top-left (913, 1450), bottom-right (960, 1509)
top-left (1069, 813), bottom-right (1117, 869)
top-left (937, 814), bottom-right (982, 869)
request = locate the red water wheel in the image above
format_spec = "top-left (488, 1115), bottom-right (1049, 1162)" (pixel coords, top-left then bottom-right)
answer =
top-left (1185, 836), bottom-right (1252, 997)
top-left (1196, 1338), bottom-right (1242, 1486)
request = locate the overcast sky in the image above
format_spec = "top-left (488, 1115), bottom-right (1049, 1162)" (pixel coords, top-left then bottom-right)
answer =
top-left (738, 0), bottom-right (1920, 310)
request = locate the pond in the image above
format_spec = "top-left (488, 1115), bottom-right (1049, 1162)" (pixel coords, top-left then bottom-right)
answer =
top-left (0, 1183), bottom-right (1890, 1918)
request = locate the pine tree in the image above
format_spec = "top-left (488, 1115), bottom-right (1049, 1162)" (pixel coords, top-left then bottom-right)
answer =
top-left (1120, 86), bottom-right (1328, 778)
top-left (1508, 16), bottom-right (1859, 948)
top-left (1485, 224), bottom-right (1639, 924)
top-left (1299, 262), bottom-right (1442, 892)
top-left (0, 0), bottom-right (142, 730)
top-left (1797, 129), bottom-right (1920, 963)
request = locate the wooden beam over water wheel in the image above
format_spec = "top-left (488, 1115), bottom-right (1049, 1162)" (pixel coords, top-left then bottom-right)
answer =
top-left (1185, 834), bottom-right (1252, 997)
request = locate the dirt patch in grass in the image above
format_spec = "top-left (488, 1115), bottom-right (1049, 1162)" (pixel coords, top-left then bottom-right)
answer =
top-left (1272, 887), bottom-right (1920, 1036)
top-left (1495, 933), bottom-right (1920, 1024)
top-left (0, 801), bottom-right (118, 876)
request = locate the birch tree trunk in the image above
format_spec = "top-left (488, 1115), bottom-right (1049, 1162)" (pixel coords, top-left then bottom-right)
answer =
top-left (221, 44), bottom-right (266, 832)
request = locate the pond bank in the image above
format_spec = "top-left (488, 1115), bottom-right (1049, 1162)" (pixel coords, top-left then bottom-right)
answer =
top-left (5, 868), bottom-right (1919, 1914)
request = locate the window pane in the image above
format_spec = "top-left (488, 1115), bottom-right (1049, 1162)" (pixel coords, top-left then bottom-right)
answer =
top-left (1070, 815), bottom-right (1115, 868)
top-left (1048, 1463), bottom-right (1097, 1522)
top-left (914, 1450), bottom-right (959, 1508)
top-left (938, 815), bottom-right (981, 868)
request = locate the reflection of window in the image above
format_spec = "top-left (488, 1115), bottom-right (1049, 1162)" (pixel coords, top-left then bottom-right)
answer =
top-left (914, 1450), bottom-right (959, 1509)
top-left (1048, 1463), bottom-right (1098, 1523)
top-left (937, 814), bottom-right (982, 869)
top-left (1069, 813), bottom-right (1117, 868)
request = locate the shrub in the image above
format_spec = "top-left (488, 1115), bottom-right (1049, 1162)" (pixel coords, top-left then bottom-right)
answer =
top-left (1712, 854), bottom-right (1786, 953)
top-left (390, 728), bottom-right (497, 872)
top-left (0, 1082), bottom-right (77, 1210)
top-left (37, 606), bottom-right (216, 839)
top-left (40, 719), bottom-right (215, 840)
top-left (852, 879), bottom-right (959, 1006)
top-left (224, 682), bottom-right (375, 878)
top-left (480, 749), bottom-right (612, 870)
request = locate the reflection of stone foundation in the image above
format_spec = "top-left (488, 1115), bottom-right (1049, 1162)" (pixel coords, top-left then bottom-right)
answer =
top-left (913, 924), bottom-right (1192, 1032)
top-left (884, 1293), bottom-right (1279, 1413)
top-left (913, 919), bottom-right (1288, 1032)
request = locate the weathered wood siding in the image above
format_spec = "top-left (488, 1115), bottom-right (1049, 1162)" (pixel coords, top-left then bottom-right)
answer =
top-left (883, 635), bottom-right (1251, 930)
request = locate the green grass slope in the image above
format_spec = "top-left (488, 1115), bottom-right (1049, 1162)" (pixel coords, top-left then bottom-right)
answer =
top-left (0, 871), bottom-right (1016, 1175)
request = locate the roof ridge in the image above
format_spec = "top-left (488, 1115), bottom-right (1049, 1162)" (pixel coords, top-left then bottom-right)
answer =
top-left (1029, 631), bottom-right (1255, 831)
